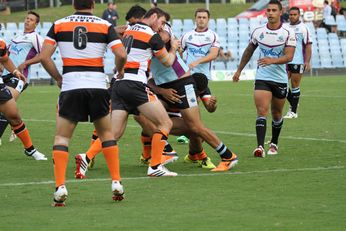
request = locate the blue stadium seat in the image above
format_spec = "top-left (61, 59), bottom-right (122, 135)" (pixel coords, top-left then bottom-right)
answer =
top-left (42, 22), bottom-right (53, 29)
top-left (209, 18), bottom-right (216, 31)
top-left (6, 22), bottom-right (17, 32)
top-left (183, 19), bottom-right (194, 33)
top-left (316, 28), bottom-right (328, 39)
top-left (332, 54), bottom-right (344, 67)
top-left (325, 16), bottom-right (337, 26)
top-left (18, 22), bottom-right (24, 31)
top-left (213, 61), bottom-right (226, 70)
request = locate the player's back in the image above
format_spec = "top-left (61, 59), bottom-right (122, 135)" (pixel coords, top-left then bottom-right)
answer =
top-left (45, 13), bottom-right (122, 91)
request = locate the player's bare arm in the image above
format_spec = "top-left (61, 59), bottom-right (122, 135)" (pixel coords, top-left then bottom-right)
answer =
top-left (156, 38), bottom-right (178, 67)
top-left (233, 43), bottom-right (256, 82)
top-left (39, 43), bottom-right (62, 88)
top-left (304, 43), bottom-right (312, 72)
top-left (112, 45), bottom-right (127, 79)
top-left (188, 47), bottom-right (219, 70)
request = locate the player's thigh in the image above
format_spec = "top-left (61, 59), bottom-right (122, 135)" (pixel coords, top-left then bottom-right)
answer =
top-left (170, 116), bottom-right (189, 136)
top-left (6, 86), bottom-right (20, 100)
top-left (138, 100), bottom-right (172, 129)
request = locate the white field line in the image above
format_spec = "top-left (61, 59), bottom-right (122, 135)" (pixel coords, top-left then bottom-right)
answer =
top-left (0, 165), bottom-right (343, 187)
top-left (23, 118), bottom-right (346, 144)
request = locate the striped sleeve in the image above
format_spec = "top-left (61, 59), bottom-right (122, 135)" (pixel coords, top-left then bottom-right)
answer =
top-left (149, 34), bottom-right (165, 54)
top-left (45, 24), bottom-right (57, 46)
top-left (107, 25), bottom-right (124, 50)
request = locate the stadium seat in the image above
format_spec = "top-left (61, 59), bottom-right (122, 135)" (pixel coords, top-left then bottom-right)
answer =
top-left (238, 18), bottom-right (249, 26)
top-left (219, 36), bottom-right (227, 48)
top-left (18, 22), bottom-right (24, 31)
top-left (213, 61), bottom-right (226, 70)
top-left (316, 28), bottom-right (328, 39)
top-left (332, 54), bottom-right (344, 67)
top-left (239, 30), bottom-right (250, 43)
top-left (104, 59), bottom-right (115, 74)
top-left (183, 19), bottom-right (194, 33)
top-left (320, 56), bottom-right (333, 68)
top-left (325, 16), bottom-right (337, 26)
top-left (311, 55), bottom-right (321, 68)
top-left (29, 64), bottom-right (40, 80)
top-left (209, 18), bottom-right (216, 31)
top-left (42, 22), bottom-right (52, 29)
top-left (6, 22), bottom-right (17, 32)
top-left (227, 60), bottom-right (238, 70)
top-left (216, 18), bottom-right (227, 37)
top-left (38, 67), bottom-right (51, 79)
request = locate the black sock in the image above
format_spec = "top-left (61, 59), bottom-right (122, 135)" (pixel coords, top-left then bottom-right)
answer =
top-left (256, 117), bottom-right (267, 147)
top-left (271, 118), bottom-right (283, 145)
top-left (215, 142), bottom-right (233, 159)
top-left (287, 88), bottom-right (293, 107)
top-left (0, 113), bottom-right (9, 138)
top-left (291, 87), bottom-right (300, 113)
top-left (163, 142), bottom-right (173, 153)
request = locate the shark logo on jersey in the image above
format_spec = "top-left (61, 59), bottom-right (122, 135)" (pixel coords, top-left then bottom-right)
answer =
top-left (188, 47), bottom-right (207, 56)
top-left (205, 36), bottom-right (211, 42)
top-left (260, 48), bottom-right (282, 57)
top-left (188, 35), bottom-right (193, 41)
top-left (259, 32), bottom-right (264, 40)
top-left (9, 45), bottom-right (24, 55)
top-left (277, 36), bottom-right (284, 42)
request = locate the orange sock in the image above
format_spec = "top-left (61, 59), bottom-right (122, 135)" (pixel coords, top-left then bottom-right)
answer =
top-left (86, 138), bottom-right (102, 160)
top-left (140, 134), bottom-right (152, 159)
top-left (90, 129), bottom-right (98, 146)
top-left (53, 145), bottom-right (69, 187)
top-left (102, 140), bottom-right (120, 181)
top-left (189, 149), bottom-right (207, 160)
top-left (11, 122), bottom-right (33, 149)
top-left (151, 130), bottom-right (168, 167)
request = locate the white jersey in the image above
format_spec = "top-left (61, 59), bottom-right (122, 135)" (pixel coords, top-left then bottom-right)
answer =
top-left (181, 28), bottom-right (220, 80)
top-left (287, 21), bottom-right (312, 65)
top-left (251, 23), bottom-right (296, 83)
top-left (3, 31), bottom-right (43, 80)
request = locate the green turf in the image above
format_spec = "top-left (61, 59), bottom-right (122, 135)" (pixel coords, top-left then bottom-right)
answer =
top-left (0, 76), bottom-right (345, 230)
top-left (1, 2), bottom-right (251, 24)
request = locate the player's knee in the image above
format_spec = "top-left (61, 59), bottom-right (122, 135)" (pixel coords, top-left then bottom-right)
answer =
top-left (54, 135), bottom-right (70, 147)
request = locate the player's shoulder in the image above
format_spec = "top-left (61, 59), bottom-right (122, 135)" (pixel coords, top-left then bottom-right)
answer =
top-left (251, 24), bottom-right (266, 35)
top-left (128, 23), bottom-right (156, 36)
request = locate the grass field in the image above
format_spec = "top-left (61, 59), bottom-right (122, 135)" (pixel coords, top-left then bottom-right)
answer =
top-left (0, 76), bottom-right (345, 230)
top-left (1, 2), bottom-right (251, 24)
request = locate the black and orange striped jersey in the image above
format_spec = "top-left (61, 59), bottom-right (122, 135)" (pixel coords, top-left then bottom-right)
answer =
top-left (122, 22), bottom-right (165, 83)
top-left (44, 12), bottom-right (123, 91)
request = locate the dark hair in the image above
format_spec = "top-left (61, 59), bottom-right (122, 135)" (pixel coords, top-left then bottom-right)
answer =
top-left (289, 6), bottom-right (300, 13)
top-left (194, 8), bottom-right (210, 18)
top-left (324, 0), bottom-right (329, 5)
top-left (73, 0), bottom-right (94, 10)
top-left (28, 11), bottom-right (40, 23)
top-left (144, 7), bottom-right (167, 20)
top-left (268, 0), bottom-right (282, 10)
top-left (125, 5), bottom-right (147, 21)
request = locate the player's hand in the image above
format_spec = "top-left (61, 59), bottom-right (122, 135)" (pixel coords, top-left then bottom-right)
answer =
top-left (18, 63), bottom-right (27, 73)
top-left (159, 88), bottom-right (182, 104)
top-left (12, 69), bottom-right (26, 83)
top-left (188, 61), bottom-right (198, 70)
top-left (116, 69), bottom-right (124, 80)
top-left (232, 70), bottom-right (241, 82)
top-left (170, 38), bottom-right (179, 51)
top-left (56, 79), bottom-right (62, 88)
top-left (115, 25), bottom-right (127, 37)
top-left (203, 96), bottom-right (217, 113)
top-left (304, 62), bottom-right (311, 72)
top-left (258, 57), bottom-right (273, 67)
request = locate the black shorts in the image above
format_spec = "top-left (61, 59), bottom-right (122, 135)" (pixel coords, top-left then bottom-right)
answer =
top-left (2, 74), bottom-right (28, 93)
top-left (0, 84), bottom-right (13, 104)
top-left (287, 64), bottom-right (304, 74)
top-left (254, 80), bottom-right (288, 99)
top-left (111, 80), bottom-right (157, 115)
top-left (158, 76), bottom-right (198, 110)
top-left (58, 89), bottom-right (110, 122)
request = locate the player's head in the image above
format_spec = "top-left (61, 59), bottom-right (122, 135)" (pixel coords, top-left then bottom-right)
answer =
top-left (73, 0), bottom-right (95, 11)
top-left (143, 8), bottom-right (169, 32)
top-left (289, 6), bottom-right (300, 24)
top-left (266, 0), bottom-right (282, 24)
top-left (25, 11), bottom-right (40, 32)
top-left (195, 8), bottom-right (210, 31)
top-left (125, 5), bottom-right (147, 24)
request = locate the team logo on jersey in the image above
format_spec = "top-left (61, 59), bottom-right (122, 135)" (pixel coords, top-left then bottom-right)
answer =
top-left (205, 37), bottom-right (211, 42)
top-left (259, 32), bottom-right (264, 40)
top-left (260, 48), bottom-right (282, 57)
top-left (190, 97), bottom-right (196, 103)
top-left (277, 36), bottom-right (284, 42)
top-left (188, 35), bottom-right (193, 41)
top-left (9, 45), bottom-right (23, 55)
